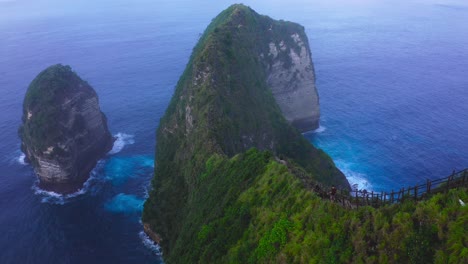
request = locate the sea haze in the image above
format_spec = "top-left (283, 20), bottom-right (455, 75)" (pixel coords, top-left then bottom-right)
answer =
top-left (0, 0), bottom-right (467, 263)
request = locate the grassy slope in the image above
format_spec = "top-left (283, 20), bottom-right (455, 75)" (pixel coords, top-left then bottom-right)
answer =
top-left (140, 4), bottom-right (466, 263)
top-left (202, 151), bottom-right (468, 264)
top-left (150, 149), bottom-right (468, 263)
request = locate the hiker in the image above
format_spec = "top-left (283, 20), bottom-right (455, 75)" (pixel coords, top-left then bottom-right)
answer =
top-left (330, 185), bottom-right (337, 202)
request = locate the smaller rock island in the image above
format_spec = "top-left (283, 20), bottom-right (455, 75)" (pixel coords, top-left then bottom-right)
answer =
top-left (19, 64), bottom-right (114, 194)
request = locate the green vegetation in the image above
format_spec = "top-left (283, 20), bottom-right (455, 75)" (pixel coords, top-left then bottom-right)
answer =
top-left (146, 149), bottom-right (468, 263)
top-left (143, 4), bottom-right (348, 258)
top-left (19, 64), bottom-right (93, 154)
top-left (231, 161), bottom-right (468, 264)
top-left (143, 4), bottom-right (467, 263)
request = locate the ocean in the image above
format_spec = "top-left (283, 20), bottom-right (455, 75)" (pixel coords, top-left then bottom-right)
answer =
top-left (0, 0), bottom-right (467, 263)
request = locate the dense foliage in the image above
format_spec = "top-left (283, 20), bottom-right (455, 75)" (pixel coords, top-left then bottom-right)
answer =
top-left (143, 4), bottom-right (467, 263)
top-left (225, 159), bottom-right (468, 264)
top-left (19, 64), bottom-right (94, 153)
top-left (147, 149), bottom-right (468, 263)
top-left (143, 4), bottom-right (348, 258)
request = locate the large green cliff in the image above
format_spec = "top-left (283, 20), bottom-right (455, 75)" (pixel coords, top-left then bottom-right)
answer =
top-left (143, 4), bottom-right (347, 261)
top-left (143, 4), bottom-right (467, 263)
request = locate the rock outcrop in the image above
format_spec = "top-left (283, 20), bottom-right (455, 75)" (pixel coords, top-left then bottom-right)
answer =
top-left (143, 5), bottom-right (349, 262)
top-left (264, 32), bottom-right (320, 132)
top-left (19, 64), bottom-right (114, 193)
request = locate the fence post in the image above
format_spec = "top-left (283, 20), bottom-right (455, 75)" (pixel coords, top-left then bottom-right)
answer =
top-left (414, 185), bottom-right (418, 199)
top-left (355, 190), bottom-right (359, 208)
top-left (427, 179), bottom-right (431, 194)
top-left (384, 192), bottom-right (387, 204)
top-left (463, 170), bottom-right (467, 185)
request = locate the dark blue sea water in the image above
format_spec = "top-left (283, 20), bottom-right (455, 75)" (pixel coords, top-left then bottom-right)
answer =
top-left (0, 0), bottom-right (467, 263)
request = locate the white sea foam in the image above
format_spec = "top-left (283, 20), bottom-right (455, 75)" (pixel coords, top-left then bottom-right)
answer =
top-left (143, 184), bottom-right (151, 199)
top-left (345, 170), bottom-right (373, 191)
top-left (313, 125), bottom-right (326, 133)
top-left (32, 161), bottom-right (105, 205)
top-left (335, 160), bottom-right (373, 191)
top-left (139, 230), bottom-right (162, 256)
top-left (109, 133), bottom-right (135, 154)
top-left (10, 149), bottom-right (27, 166)
top-left (17, 153), bottom-right (26, 165)
top-left (32, 183), bottom-right (86, 205)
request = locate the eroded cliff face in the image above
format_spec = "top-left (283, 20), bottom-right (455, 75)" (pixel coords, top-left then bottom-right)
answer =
top-left (19, 64), bottom-right (114, 193)
top-left (264, 32), bottom-right (320, 132)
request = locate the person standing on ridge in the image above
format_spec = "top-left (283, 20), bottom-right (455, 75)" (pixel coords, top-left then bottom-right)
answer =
top-left (330, 185), bottom-right (337, 202)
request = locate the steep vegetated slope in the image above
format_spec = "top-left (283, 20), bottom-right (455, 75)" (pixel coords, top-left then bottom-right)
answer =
top-left (143, 4), bottom-right (348, 261)
top-left (176, 158), bottom-right (468, 263)
top-left (143, 4), bottom-right (467, 264)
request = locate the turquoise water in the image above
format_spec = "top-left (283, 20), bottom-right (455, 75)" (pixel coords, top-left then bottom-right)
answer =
top-left (0, 0), bottom-right (467, 262)
top-left (302, 0), bottom-right (468, 190)
top-left (105, 194), bottom-right (145, 214)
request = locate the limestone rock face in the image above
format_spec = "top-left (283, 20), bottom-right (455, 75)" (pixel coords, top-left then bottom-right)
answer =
top-left (264, 32), bottom-right (320, 132)
top-left (19, 64), bottom-right (114, 193)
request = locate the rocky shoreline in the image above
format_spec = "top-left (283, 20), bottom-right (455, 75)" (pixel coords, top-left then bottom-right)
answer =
top-left (143, 223), bottom-right (162, 244)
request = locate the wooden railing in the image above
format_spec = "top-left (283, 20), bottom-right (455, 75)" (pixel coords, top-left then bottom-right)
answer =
top-left (288, 164), bottom-right (468, 209)
top-left (332, 168), bottom-right (468, 208)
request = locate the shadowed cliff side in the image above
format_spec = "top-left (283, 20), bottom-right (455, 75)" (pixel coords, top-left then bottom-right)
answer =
top-left (143, 4), bottom-right (349, 263)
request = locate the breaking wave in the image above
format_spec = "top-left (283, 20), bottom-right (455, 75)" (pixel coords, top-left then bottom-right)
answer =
top-left (139, 231), bottom-right (163, 256)
top-left (109, 133), bottom-right (135, 154)
top-left (32, 184), bottom-right (86, 205)
top-left (8, 149), bottom-right (26, 166)
top-left (17, 153), bottom-right (26, 165)
top-left (335, 160), bottom-right (373, 191)
top-left (313, 125), bottom-right (327, 133)
top-left (32, 161), bottom-right (105, 205)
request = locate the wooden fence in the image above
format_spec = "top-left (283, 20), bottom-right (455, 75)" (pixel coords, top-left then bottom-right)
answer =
top-left (312, 168), bottom-right (468, 209)
top-left (283, 157), bottom-right (468, 209)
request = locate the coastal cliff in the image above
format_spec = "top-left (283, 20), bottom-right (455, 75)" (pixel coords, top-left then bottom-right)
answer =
top-left (264, 28), bottom-right (320, 132)
top-left (143, 4), bottom-right (349, 263)
top-left (19, 64), bottom-right (114, 193)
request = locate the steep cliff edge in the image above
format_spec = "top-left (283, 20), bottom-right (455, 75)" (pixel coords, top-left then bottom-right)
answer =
top-left (143, 5), bottom-right (349, 262)
top-left (264, 26), bottom-right (320, 132)
top-left (19, 64), bottom-right (114, 194)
